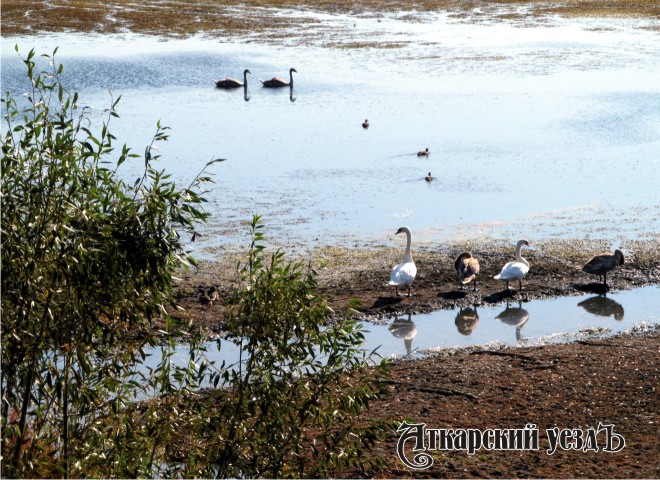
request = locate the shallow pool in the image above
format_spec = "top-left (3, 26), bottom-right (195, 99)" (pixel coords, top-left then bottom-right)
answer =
top-left (141, 285), bottom-right (660, 376)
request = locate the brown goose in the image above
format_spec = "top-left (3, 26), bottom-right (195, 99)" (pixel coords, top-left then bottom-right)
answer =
top-left (214, 69), bottom-right (250, 88)
top-left (455, 251), bottom-right (480, 290)
top-left (261, 68), bottom-right (297, 88)
top-left (417, 148), bottom-right (430, 157)
top-left (582, 249), bottom-right (624, 286)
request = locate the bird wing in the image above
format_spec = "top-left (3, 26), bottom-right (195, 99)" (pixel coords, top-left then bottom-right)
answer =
top-left (389, 261), bottom-right (417, 286)
top-left (494, 261), bottom-right (529, 280)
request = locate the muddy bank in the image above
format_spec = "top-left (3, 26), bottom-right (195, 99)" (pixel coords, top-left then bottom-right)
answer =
top-left (344, 329), bottom-right (660, 478)
top-left (174, 238), bottom-right (660, 331)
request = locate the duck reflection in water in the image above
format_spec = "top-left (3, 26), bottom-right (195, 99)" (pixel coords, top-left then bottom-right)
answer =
top-left (388, 314), bottom-right (417, 355)
top-left (496, 301), bottom-right (530, 343)
top-left (578, 295), bottom-right (624, 321)
top-left (455, 306), bottom-right (480, 336)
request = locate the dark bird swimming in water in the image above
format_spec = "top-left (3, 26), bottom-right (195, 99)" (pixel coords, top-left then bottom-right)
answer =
top-left (214, 69), bottom-right (250, 88)
top-left (261, 68), bottom-right (297, 87)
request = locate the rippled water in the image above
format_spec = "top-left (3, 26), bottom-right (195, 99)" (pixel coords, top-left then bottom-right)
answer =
top-left (2, 11), bottom-right (659, 253)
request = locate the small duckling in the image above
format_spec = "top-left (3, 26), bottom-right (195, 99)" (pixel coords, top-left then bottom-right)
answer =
top-left (362, 119), bottom-right (369, 129)
top-left (417, 148), bottom-right (430, 157)
top-left (198, 289), bottom-right (212, 309)
top-left (425, 172), bottom-right (433, 182)
top-left (208, 286), bottom-right (220, 302)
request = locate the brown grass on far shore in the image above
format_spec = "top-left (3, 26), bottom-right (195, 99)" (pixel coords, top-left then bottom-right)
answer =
top-left (3, 0), bottom-right (659, 40)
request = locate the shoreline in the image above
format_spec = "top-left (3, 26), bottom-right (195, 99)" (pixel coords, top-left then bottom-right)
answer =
top-left (174, 238), bottom-right (660, 332)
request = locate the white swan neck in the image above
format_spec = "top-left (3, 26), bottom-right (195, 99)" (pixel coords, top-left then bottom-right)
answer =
top-left (404, 230), bottom-right (413, 262)
top-left (515, 242), bottom-right (529, 267)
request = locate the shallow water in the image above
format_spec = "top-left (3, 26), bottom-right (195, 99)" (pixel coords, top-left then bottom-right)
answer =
top-left (2, 11), bottom-right (659, 253)
top-left (142, 286), bottom-right (660, 378)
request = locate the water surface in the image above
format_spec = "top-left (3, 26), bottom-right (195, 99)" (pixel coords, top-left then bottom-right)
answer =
top-left (144, 286), bottom-right (660, 374)
top-left (2, 12), bottom-right (659, 253)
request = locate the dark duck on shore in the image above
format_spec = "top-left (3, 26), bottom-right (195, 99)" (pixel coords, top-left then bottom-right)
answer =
top-left (582, 249), bottom-right (624, 287)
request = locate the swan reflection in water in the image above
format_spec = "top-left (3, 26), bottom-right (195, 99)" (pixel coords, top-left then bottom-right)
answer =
top-left (496, 301), bottom-right (530, 343)
top-left (455, 306), bottom-right (480, 335)
top-left (388, 314), bottom-right (417, 355)
top-left (578, 295), bottom-right (624, 320)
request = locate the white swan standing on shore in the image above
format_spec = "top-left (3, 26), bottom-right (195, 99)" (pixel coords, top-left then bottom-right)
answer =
top-left (388, 226), bottom-right (417, 297)
top-left (494, 239), bottom-right (530, 291)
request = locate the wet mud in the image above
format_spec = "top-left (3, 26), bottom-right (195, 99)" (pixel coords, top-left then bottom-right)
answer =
top-left (174, 238), bottom-right (660, 331)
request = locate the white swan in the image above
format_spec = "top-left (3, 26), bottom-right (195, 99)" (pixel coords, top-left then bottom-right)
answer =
top-left (214, 69), bottom-right (250, 88)
top-left (494, 239), bottom-right (530, 291)
top-left (388, 226), bottom-right (417, 297)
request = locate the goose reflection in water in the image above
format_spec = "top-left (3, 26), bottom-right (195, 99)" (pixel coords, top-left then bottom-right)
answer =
top-left (388, 314), bottom-right (417, 355)
top-left (496, 301), bottom-right (530, 343)
top-left (578, 295), bottom-right (624, 321)
top-left (455, 306), bottom-right (480, 336)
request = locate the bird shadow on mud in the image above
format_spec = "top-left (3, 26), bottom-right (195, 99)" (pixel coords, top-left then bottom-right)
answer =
top-left (574, 282), bottom-right (609, 294)
top-left (483, 289), bottom-right (523, 303)
top-left (437, 291), bottom-right (467, 300)
top-left (372, 296), bottom-right (404, 310)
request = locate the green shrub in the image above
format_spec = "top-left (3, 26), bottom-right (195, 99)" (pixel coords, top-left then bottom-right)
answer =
top-left (2, 48), bottom-right (387, 478)
top-left (174, 216), bottom-right (388, 478)
top-left (1, 47), bottom-right (220, 478)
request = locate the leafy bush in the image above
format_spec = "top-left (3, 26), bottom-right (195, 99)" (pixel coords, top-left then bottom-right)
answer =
top-left (2, 48), bottom-right (387, 478)
top-left (1, 47), bottom-right (219, 478)
top-left (178, 216), bottom-right (388, 478)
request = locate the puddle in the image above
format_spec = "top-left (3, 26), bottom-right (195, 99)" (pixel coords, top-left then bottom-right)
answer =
top-left (366, 285), bottom-right (660, 359)
top-left (141, 286), bottom-right (660, 384)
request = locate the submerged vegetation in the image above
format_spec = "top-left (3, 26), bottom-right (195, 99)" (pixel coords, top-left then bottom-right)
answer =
top-left (1, 49), bottom-right (385, 478)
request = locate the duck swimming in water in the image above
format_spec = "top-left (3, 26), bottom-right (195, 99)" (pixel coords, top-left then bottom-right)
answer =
top-left (417, 148), bottom-right (430, 157)
top-left (362, 119), bottom-right (369, 129)
top-left (425, 172), bottom-right (433, 182)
